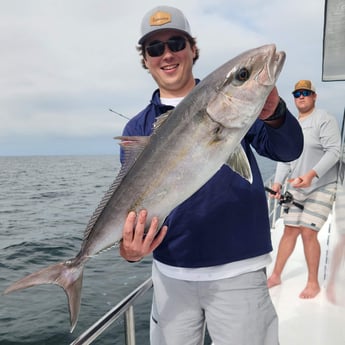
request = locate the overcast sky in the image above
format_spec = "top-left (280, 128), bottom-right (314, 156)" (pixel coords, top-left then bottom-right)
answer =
top-left (1, 0), bottom-right (344, 156)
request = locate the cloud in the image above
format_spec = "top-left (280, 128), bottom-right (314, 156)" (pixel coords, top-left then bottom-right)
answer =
top-left (0, 0), bottom-right (344, 156)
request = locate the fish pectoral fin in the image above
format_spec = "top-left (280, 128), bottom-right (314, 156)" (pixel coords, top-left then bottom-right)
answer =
top-left (115, 135), bottom-right (150, 171)
top-left (152, 109), bottom-right (174, 130)
top-left (226, 145), bottom-right (253, 183)
top-left (3, 260), bottom-right (84, 333)
top-left (115, 135), bottom-right (150, 160)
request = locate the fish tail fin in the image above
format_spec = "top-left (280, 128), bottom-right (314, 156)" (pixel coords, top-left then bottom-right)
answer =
top-left (3, 260), bottom-right (84, 332)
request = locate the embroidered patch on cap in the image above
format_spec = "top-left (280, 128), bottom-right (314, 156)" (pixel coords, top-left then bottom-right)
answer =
top-left (150, 11), bottom-right (172, 26)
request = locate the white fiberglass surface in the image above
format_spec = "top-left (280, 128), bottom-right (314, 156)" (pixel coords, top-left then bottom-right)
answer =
top-left (268, 184), bottom-right (345, 345)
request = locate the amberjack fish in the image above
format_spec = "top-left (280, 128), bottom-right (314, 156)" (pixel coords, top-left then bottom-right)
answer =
top-left (4, 44), bottom-right (286, 332)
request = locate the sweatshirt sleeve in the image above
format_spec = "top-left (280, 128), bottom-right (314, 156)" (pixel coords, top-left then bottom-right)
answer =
top-left (274, 161), bottom-right (291, 185)
top-left (313, 114), bottom-right (341, 178)
top-left (263, 108), bottom-right (304, 162)
top-left (248, 106), bottom-right (304, 163)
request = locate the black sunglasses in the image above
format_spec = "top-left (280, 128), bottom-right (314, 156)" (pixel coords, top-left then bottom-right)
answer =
top-left (145, 36), bottom-right (187, 57)
top-left (293, 90), bottom-right (313, 98)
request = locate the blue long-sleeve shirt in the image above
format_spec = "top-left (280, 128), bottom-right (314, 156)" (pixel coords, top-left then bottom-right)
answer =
top-left (122, 87), bottom-right (303, 268)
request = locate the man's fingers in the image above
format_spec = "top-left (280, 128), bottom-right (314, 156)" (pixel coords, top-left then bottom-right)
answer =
top-left (141, 217), bottom-right (167, 253)
top-left (122, 211), bottom-right (137, 241)
top-left (137, 209), bottom-right (148, 224)
top-left (121, 209), bottom-right (166, 258)
top-left (150, 225), bottom-right (168, 251)
top-left (142, 216), bottom-right (159, 241)
top-left (259, 87), bottom-right (280, 119)
top-left (132, 209), bottom-right (148, 242)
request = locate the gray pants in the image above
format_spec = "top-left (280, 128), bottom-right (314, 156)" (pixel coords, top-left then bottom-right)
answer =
top-left (150, 262), bottom-right (279, 345)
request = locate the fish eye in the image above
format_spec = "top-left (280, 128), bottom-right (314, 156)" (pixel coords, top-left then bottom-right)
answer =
top-left (217, 66), bottom-right (250, 92)
top-left (235, 67), bottom-right (250, 82)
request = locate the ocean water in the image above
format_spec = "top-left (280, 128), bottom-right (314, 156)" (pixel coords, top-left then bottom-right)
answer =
top-left (0, 155), bottom-right (275, 345)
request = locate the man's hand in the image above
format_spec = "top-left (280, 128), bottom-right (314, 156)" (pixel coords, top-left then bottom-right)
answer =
top-left (120, 209), bottom-right (168, 262)
top-left (269, 182), bottom-right (282, 199)
top-left (259, 87), bottom-right (280, 120)
top-left (288, 170), bottom-right (318, 188)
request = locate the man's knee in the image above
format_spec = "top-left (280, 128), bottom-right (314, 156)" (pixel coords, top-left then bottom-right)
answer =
top-left (300, 226), bottom-right (318, 242)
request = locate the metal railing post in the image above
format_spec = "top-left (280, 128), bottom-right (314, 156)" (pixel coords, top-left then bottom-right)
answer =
top-left (124, 306), bottom-right (136, 345)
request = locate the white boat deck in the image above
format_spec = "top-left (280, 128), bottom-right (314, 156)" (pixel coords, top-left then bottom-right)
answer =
top-left (268, 205), bottom-right (345, 345)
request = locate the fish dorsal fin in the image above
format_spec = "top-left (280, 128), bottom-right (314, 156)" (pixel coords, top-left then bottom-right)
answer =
top-left (81, 136), bottom-right (150, 246)
top-left (153, 109), bottom-right (174, 131)
top-left (226, 145), bottom-right (253, 183)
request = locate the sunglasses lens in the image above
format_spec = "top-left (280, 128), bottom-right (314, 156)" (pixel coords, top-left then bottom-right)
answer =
top-left (146, 41), bottom-right (165, 57)
top-left (293, 90), bottom-right (312, 98)
top-left (167, 37), bottom-right (186, 52)
top-left (146, 36), bottom-right (186, 57)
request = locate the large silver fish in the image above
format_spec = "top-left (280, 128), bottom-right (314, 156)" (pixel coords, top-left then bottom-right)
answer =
top-left (4, 44), bottom-right (286, 331)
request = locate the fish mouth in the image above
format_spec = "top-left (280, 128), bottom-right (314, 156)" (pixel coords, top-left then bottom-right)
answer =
top-left (270, 48), bottom-right (286, 79)
top-left (257, 45), bottom-right (286, 86)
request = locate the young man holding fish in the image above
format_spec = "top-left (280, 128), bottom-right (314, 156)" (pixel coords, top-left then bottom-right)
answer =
top-left (120, 6), bottom-right (304, 345)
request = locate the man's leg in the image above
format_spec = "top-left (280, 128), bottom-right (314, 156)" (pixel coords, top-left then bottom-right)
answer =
top-left (150, 262), bottom-right (205, 345)
top-left (299, 226), bottom-right (321, 298)
top-left (267, 225), bottom-right (300, 288)
top-left (326, 234), bottom-right (345, 303)
top-left (205, 269), bottom-right (279, 345)
top-left (298, 185), bottom-right (336, 298)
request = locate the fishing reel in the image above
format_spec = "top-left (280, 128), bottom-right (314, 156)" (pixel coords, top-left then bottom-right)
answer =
top-left (265, 187), bottom-right (304, 213)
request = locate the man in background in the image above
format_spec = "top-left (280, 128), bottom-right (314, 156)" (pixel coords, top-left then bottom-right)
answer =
top-left (268, 80), bottom-right (340, 298)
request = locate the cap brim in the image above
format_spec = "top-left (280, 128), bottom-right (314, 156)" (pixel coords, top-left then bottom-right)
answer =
top-left (292, 88), bottom-right (315, 94)
top-left (138, 29), bottom-right (191, 45)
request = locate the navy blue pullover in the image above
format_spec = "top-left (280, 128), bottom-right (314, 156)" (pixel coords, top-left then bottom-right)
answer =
top-left (121, 86), bottom-right (303, 268)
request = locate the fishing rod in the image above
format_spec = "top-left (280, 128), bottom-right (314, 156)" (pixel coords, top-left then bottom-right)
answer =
top-left (265, 186), bottom-right (304, 210)
top-left (109, 108), bottom-right (131, 120)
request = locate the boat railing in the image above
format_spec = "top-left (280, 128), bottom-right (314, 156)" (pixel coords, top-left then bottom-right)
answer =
top-left (70, 277), bottom-right (153, 345)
